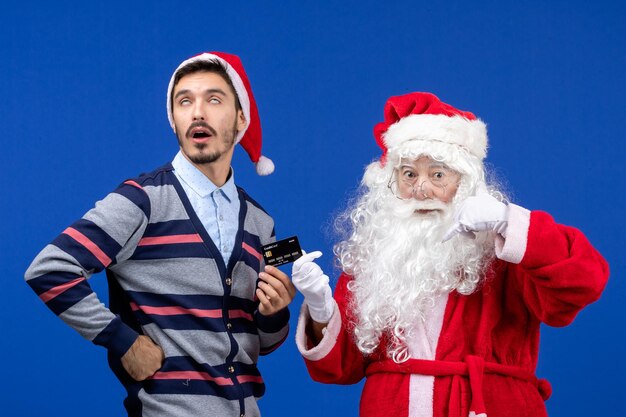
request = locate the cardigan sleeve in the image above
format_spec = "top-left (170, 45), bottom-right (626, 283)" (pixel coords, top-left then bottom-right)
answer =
top-left (24, 180), bottom-right (151, 357)
top-left (496, 205), bottom-right (609, 327)
top-left (255, 307), bottom-right (290, 355)
top-left (250, 215), bottom-right (292, 355)
top-left (296, 273), bottom-right (368, 385)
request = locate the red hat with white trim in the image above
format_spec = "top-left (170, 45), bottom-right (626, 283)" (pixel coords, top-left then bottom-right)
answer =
top-left (167, 52), bottom-right (274, 175)
top-left (373, 92), bottom-right (487, 165)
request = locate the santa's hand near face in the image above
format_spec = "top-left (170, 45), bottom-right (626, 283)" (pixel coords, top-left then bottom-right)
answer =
top-left (291, 251), bottom-right (334, 324)
top-left (443, 192), bottom-right (509, 242)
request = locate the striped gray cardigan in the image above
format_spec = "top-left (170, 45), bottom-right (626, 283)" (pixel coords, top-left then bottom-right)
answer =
top-left (25, 163), bottom-right (289, 417)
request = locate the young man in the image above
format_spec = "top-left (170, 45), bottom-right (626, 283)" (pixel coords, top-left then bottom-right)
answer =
top-left (291, 92), bottom-right (609, 417)
top-left (25, 52), bottom-right (294, 417)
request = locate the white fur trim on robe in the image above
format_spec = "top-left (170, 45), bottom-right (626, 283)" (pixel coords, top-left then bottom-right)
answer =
top-left (296, 301), bottom-right (341, 361)
top-left (495, 203), bottom-right (530, 264)
top-left (407, 292), bottom-right (448, 417)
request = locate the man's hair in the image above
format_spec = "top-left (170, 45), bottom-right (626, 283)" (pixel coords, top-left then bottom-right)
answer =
top-left (171, 59), bottom-right (242, 111)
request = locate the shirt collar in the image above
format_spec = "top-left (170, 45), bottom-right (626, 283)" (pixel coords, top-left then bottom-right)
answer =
top-left (172, 151), bottom-right (238, 202)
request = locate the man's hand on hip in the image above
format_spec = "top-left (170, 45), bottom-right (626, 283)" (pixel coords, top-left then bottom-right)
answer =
top-left (121, 335), bottom-right (164, 381)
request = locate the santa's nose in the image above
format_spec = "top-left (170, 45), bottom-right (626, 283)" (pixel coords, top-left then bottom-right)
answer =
top-left (413, 180), bottom-right (432, 200)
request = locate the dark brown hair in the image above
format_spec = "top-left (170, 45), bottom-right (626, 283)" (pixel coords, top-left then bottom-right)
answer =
top-left (171, 59), bottom-right (242, 111)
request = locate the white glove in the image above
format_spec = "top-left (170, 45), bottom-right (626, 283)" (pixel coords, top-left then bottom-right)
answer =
top-left (291, 251), bottom-right (334, 323)
top-left (443, 193), bottom-right (509, 242)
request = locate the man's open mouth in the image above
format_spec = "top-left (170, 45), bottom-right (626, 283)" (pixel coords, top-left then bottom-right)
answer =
top-left (190, 128), bottom-right (212, 139)
top-left (187, 125), bottom-right (215, 142)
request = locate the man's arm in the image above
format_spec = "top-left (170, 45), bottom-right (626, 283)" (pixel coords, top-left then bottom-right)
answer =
top-left (252, 265), bottom-right (295, 355)
top-left (290, 251), bottom-right (335, 346)
top-left (442, 194), bottom-right (609, 325)
top-left (295, 273), bottom-right (368, 385)
top-left (308, 320), bottom-right (328, 346)
top-left (502, 207), bottom-right (609, 326)
top-left (25, 180), bottom-right (163, 379)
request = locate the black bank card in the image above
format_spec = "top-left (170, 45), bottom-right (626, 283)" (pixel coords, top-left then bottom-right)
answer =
top-left (262, 236), bottom-right (303, 267)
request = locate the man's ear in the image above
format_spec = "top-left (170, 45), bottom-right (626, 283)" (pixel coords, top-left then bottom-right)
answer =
top-left (236, 110), bottom-right (247, 132)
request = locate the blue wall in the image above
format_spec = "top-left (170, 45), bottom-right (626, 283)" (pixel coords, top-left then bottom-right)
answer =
top-left (2, 1), bottom-right (624, 415)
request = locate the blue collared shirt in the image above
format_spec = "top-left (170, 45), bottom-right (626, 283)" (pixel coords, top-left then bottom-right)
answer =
top-left (172, 151), bottom-right (240, 265)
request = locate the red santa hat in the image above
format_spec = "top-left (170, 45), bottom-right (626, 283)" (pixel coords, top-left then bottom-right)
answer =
top-left (373, 92), bottom-right (487, 165)
top-left (167, 52), bottom-right (274, 176)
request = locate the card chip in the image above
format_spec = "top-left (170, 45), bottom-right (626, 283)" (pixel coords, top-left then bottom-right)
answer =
top-left (262, 236), bottom-right (303, 267)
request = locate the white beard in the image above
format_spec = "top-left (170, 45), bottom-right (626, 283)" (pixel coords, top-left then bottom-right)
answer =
top-left (336, 189), bottom-right (495, 363)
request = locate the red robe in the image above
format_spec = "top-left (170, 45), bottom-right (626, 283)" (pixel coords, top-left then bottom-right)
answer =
top-left (296, 205), bottom-right (609, 417)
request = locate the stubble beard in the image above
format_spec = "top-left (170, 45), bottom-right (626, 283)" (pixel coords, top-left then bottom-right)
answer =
top-left (177, 120), bottom-right (238, 165)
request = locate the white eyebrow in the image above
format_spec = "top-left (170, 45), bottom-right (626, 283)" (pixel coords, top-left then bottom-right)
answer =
top-left (429, 162), bottom-right (448, 169)
top-left (398, 162), bottom-right (448, 170)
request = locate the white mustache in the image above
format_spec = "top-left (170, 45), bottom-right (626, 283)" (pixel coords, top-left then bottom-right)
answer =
top-left (390, 198), bottom-right (448, 217)
top-left (412, 200), bottom-right (447, 211)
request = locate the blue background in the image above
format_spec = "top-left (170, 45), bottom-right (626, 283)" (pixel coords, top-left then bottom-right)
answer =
top-left (2, 1), bottom-right (624, 415)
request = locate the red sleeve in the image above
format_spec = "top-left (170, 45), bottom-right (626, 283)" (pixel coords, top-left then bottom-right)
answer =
top-left (297, 273), bottom-right (368, 385)
top-left (509, 210), bottom-right (609, 327)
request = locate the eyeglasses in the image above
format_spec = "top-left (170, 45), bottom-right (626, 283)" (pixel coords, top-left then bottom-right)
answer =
top-left (387, 165), bottom-right (460, 200)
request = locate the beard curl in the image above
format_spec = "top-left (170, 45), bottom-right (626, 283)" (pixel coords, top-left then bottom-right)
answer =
top-left (334, 144), bottom-right (506, 363)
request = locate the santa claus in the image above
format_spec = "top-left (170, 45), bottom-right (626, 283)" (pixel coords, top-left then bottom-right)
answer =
top-left (291, 92), bottom-right (609, 417)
